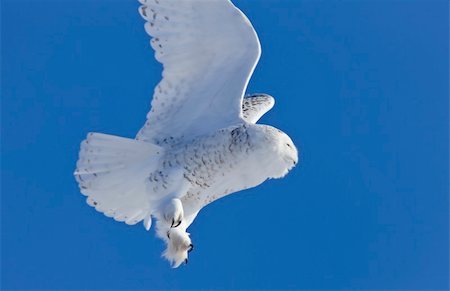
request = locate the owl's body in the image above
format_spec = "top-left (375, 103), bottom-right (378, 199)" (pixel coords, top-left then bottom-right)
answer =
top-left (75, 0), bottom-right (299, 267)
top-left (150, 123), bottom-right (296, 219)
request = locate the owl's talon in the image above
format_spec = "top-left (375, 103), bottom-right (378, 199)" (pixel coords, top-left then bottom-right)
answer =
top-left (171, 218), bottom-right (182, 228)
top-left (164, 199), bottom-right (184, 228)
top-left (188, 244), bottom-right (194, 253)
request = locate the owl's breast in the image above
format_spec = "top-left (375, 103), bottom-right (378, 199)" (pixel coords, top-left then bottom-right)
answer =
top-left (170, 124), bottom-right (280, 209)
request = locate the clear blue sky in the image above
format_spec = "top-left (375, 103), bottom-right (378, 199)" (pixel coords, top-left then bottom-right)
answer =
top-left (2, 0), bottom-right (448, 289)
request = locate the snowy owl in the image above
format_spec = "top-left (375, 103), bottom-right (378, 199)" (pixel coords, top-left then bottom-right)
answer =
top-left (74, 0), bottom-right (298, 268)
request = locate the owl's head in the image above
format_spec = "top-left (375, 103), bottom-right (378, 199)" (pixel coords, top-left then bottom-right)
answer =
top-left (274, 129), bottom-right (298, 177)
top-left (278, 130), bottom-right (298, 169)
top-left (251, 125), bottom-right (299, 179)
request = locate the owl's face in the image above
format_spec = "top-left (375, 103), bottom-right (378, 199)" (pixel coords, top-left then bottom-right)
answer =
top-left (279, 132), bottom-right (298, 169)
top-left (274, 130), bottom-right (298, 177)
top-left (252, 125), bottom-right (299, 178)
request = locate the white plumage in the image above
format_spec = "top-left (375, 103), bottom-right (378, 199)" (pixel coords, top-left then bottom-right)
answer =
top-left (135, 0), bottom-right (260, 143)
top-left (74, 0), bottom-right (298, 268)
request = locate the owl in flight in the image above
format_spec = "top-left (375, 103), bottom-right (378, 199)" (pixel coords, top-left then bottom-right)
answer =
top-left (74, 0), bottom-right (298, 268)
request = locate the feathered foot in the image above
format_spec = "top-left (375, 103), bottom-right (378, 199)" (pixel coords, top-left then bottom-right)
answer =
top-left (156, 219), bottom-right (194, 268)
top-left (163, 227), bottom-right (193, 268)
top-left (162, 198), bottom-right (184, 228)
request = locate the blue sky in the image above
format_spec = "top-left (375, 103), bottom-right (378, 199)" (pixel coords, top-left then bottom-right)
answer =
top-left (1, 0), bottom-right (448, 289)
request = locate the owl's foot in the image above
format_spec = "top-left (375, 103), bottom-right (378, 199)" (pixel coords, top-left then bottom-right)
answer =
top-left (171, 218), bottom-right (182, 228)
top-left (163, 227), bottom-right (193, 268)
top-left (162, 198), bottom-right (184, 228)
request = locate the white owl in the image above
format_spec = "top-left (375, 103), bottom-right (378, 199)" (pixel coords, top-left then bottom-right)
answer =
top-left (74, 0), bottom-right (298, 268)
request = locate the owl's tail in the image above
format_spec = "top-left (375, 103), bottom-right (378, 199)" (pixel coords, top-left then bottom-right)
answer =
top-left (74, 132), bottom-right (164, 229)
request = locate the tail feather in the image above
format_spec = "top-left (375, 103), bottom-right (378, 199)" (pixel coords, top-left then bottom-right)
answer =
top-left (74, 132), bottom-right (164, 227)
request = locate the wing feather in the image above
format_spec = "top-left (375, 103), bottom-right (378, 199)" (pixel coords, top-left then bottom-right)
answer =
top-left (136, 0), bottom-right (261, 143)
top-left (242, 94), bottom-right (275, 123)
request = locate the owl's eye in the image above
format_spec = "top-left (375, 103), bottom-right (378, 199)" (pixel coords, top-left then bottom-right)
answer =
top-left (286, 143), bottom-right (291, 148)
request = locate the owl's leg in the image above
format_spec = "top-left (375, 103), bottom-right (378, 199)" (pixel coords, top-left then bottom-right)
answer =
top-left (162, 198), bottom-right (184, 228)
top-left (156, 202), bottom-right (199, 267)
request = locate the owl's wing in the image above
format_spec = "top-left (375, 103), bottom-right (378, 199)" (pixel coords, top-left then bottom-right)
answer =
top-left (242, 94), bottom-right (275, 124)
top-left (136, 0), bottom-right (261, 143)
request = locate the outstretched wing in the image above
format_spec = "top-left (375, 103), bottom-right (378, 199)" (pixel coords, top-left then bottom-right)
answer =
top-left (136, 0), bottom-right (261, 143)
top-left (242, 94), bottom-right (275, 124)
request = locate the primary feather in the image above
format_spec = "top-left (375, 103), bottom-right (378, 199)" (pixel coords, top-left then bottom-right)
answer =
top-left (136, 0), bottom-right (261, 143)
